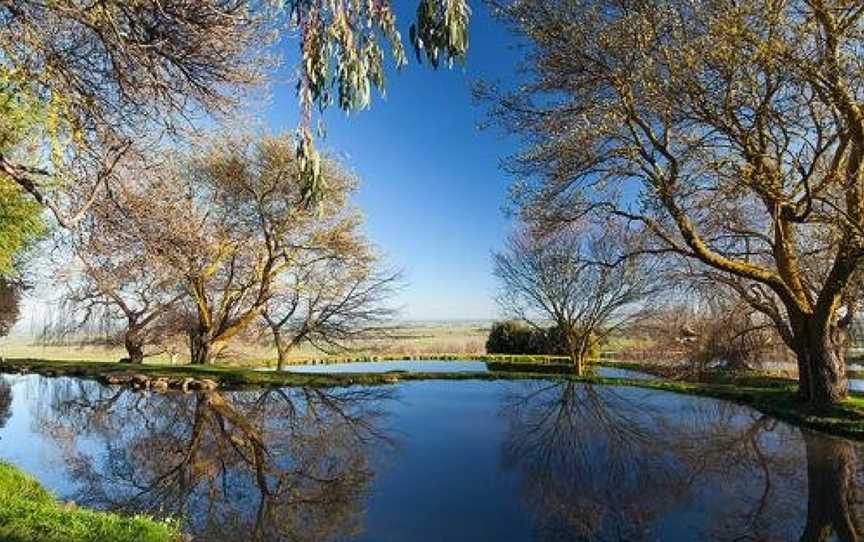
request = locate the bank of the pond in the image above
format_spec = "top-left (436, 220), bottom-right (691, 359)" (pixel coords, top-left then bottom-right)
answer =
top-left (4, 357), bottom-right (864, 441)
top-left (268, 352), bottom-right (574, 366)
top-left (0, 463), bottom-right (178, 542)
top-left (0, 357), bottom-right (515, 388)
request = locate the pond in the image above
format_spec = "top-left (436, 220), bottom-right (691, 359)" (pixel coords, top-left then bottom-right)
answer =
top-left (279, 360), bottom-right (490, 373)
top-left (277, 360), bottom-right (657, 380)
top-left (594, 365), bottom-right (656, 380)
top-left (0, 374), bottom-right (859, 541)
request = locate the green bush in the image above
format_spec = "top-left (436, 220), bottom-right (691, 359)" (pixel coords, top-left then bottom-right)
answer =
top-left (486, 320), bottom-right (600, 359)
top-left (485, 320), bottom-right (537, 354)
top-left (0, 463), bottom-right (178, 542)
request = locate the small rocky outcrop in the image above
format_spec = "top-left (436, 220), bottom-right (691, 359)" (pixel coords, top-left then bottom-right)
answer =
top-left (188, 378), bottom-right (218, 391)
top-left (98, 372), bottom-right (220, 393)
top-left (150, 378), bottom-right (170, 392)
top-left (102, 374), bottom-right (131, 385)
top-left (178, 377), bottom-right (195, 392)
top-left (130, 374), bottom-right (151, 390)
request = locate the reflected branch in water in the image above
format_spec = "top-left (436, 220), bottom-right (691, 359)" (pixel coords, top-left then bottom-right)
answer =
top-left (0, 378), bottom-right (11, 430)
top-left (34, 381), bottom-right (395, 542)
top-left (498, 381), bottom-right (854, 541)
top-left (499, 382), bottom-right (691, 540)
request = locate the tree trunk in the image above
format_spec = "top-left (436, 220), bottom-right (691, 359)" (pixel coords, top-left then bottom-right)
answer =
top-left (791, 316), bottom-right (847, 406)
top-left (270, 327), bottom-right (287, 372)
top-left (122, 326), bottom-right (145, 364)
top-left (570, 349), bottom-right (584, 377)
top-left (275, 342), bottom-right (288, 372)
top-left (799, 433), bottom-right (861, 541)
top-left (569, 333), bottom-right (586, 377)
top-left (189, 329), bottom-right (213, 365)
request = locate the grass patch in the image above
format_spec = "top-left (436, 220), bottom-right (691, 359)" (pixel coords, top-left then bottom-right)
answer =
top-left (628, 379), bottom-right (864, 441)
top-left (487, 360), bottom-right (578, 374)
top-left (0, 463), bottom-right (178, 542)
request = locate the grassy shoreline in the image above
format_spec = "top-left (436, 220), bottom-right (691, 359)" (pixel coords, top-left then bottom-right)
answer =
top-left (0, 463), bottom-right (178, 542)
top-left (3, 356), bottom-right (864, 441)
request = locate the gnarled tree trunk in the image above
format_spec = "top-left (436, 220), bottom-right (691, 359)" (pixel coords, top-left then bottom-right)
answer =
top-left (569, 349), bottom-right (584, 377)
top-left (275, 340), bottom-right (288, 372)
top-left (121, 324), bottom-right (145, 364)
top-left (189, 329), bottom-right (214, 365)
top-left (267, 323), bottom-right (288, 372)
top-left (790, 315), bottom-right (848, 405)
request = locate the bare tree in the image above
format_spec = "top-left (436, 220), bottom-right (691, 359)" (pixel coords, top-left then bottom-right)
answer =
top-left (493, 222), bottom-right (654, 375)
top-left (0, 0), bottom-right (473, 219)
top-left (483, 0), bottom-right (864, 405)
top-left (102, 133), bottom-right (379, 364)
top-left (51, 192), bottom-right (185, 363)
top-left (262, 250), bottom-right (401, 370)
top-left (0, 1), bottom-right (267, 223)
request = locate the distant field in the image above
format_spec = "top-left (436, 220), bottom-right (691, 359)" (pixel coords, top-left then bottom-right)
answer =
top-left (0, 320), bottom-right (493, 366)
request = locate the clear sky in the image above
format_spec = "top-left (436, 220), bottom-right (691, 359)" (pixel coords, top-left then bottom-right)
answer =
top-left (262, 3), bottom-right (523, 320)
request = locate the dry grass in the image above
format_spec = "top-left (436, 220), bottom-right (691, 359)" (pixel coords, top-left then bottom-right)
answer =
top-left (0, 320), bottom-right (492, 366)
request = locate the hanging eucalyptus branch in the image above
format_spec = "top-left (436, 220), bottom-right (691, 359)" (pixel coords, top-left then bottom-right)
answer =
top-left (277, 0), bottom-right (471, 203)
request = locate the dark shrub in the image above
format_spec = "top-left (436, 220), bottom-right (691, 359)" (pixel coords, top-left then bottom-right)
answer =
top-left (486, 320), bottom-right (536, 354)
top-left (486, 321), bottom-right (601, 358)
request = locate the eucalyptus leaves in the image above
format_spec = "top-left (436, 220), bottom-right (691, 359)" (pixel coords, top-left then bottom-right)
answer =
top-left (284, 0), bottom-right (471, 202)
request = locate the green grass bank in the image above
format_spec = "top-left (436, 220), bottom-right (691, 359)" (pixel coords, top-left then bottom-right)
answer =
top-left (0, 463), bottom-right (178, 542)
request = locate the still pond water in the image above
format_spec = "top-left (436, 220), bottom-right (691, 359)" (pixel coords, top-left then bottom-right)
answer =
top-left (280, 360), bottom-right (655, 380)
top-left (0, 373), bottom-right (860, 541)
top-left (282, 360), bottom-right (490, 373)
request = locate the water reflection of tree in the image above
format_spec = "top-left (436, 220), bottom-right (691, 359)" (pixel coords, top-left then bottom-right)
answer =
top-left (0, 378), bottom-right (11, 430)
top-left (500, 382), bottom-right (692, 540)
top-left (800, 434), bottom-right (863, 542)
top-left (500, 382), bottom-right (864, 541)
top-left (37, 381), bottom-right (393, 542)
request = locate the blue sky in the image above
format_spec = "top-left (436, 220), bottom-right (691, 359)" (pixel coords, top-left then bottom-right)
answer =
top-left (264, 3), bottom-right (524, 320)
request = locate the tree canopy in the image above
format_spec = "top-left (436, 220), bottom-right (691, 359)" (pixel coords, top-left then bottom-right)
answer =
top-left (484, 0), bottom-right (864, 405)
top-left (0, 0), bottom-right (471, 216)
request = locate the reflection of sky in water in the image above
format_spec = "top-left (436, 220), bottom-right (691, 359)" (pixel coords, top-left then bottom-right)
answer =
top-left (0, 376), bottom-right (80, 494)
top-left (280, 360), bottom-right (489, 373)
top-left (279, 361), bottom-right (658, 380)
top-left (0, 374), bottom-right (859, 541)
top-left (595, 366), bottom-right (656, 380)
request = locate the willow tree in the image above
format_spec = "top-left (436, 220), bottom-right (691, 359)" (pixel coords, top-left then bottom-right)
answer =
top-left (484, 0), bottom-right (864, 405)
top-left (280, 0), bottom-right (471, 195)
